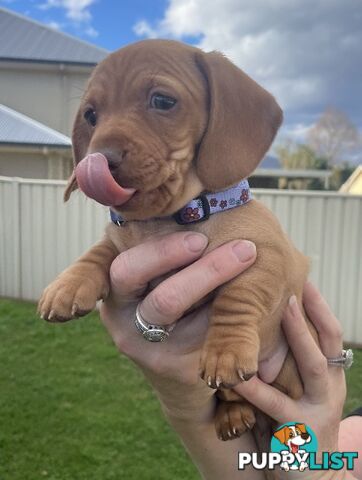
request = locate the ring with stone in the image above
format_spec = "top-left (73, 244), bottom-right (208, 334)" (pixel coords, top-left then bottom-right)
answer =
top-left (326, 349), bottom-right (354, 370)
top-left (135, 303), bottom-right (172, 342)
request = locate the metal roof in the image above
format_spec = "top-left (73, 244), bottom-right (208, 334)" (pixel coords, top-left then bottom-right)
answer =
top-left (0, 7), bottom-right (108, 65)
top-left (0, 104), bottom-right (71, 147)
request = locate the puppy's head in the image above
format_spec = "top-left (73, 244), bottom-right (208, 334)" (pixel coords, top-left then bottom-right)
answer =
top-left (273, 424), bottom-right (311, 452)
top-left (65, 39), bottom-right (282, 220)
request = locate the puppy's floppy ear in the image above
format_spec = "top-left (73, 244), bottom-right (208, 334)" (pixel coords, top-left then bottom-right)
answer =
top-left (63, 171), bottom-right (78, 202)
top-left (273, 427), bottom-right (288, 445)
top-left (296, 423), bottom-right (308, 434)
top-left (195, 51), bottom-right (283, 190)
top-left (63, 108), bottom-right (90, 202)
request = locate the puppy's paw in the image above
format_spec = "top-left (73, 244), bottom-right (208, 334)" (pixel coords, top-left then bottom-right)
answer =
top-left (199, 341), bottom-right (257, 389)
top-left (215, 400), bottom-right (256, 441)
top-left (38, 274), bottom-right (108, 322)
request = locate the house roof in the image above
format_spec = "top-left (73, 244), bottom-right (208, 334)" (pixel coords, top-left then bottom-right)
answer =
top-left (0, 104), bottom-right (71, 147)
top-left (0, 7), bottom-right (108, 65)
top-left (339, 165), bottom-right (362, 194)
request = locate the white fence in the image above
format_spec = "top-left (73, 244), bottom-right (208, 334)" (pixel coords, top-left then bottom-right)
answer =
top-left (1, 175), bottom-right (361, 344)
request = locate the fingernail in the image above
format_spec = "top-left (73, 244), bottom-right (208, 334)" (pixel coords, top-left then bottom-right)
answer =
top-left (289, 295), bottom-right (297, 306)
top-left (288, 295), bottom-right (298, 316)
top-left (184, 233), bottom-right (208, 252)
top-left (232, 240), bottom-right (256, 262)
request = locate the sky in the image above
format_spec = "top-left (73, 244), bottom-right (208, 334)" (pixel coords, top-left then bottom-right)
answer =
top-left (1, 0), bottom-right (362, 150)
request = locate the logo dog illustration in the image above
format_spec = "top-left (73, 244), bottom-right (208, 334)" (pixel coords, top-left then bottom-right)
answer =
top-left (273, 423), bottom-right (311, 471)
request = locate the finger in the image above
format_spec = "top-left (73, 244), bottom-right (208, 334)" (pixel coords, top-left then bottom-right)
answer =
top-left (258, 334), bottom-right (289, 384)
top-left (140, 240), bottom-right (256, 326)
top-left (108, 232), bottom-right (208, 305)
top-left (282, 295), bottom-right (329, 402)
top-left (303, 281), bottom-right (344, 358)
top-left (235, 376), bottom-right (296, 425)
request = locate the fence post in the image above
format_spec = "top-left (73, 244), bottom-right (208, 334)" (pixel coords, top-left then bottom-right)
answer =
top-left (12, 177), bottom-right (21, 298)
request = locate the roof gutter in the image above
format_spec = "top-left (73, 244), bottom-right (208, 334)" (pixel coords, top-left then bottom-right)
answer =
top-left (0, 58), bottom-right (97, 74)
top-left (0, 56), bottom-right (99, 67)
top-left (0, 143), bottom-right (71, 154)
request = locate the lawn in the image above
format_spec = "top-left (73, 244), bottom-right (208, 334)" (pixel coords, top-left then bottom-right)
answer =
top-left (0, 299), bottom-right (198, 480)
top-left (0, 299), bottom-right (361, 480)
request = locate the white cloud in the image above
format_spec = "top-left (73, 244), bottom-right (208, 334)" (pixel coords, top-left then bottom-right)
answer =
top-left (39, 0), bottom-right (95, 23)
top-left (133, 20), bottom-right (158, 39)
top-left (134, 0), bottom-right (362, 133)
top-left (84, 25), bottom-right (98, 38)
top-left (279, 122), bottom-right (313, 144)
top-left (39, 0), bottom-right (98, 38)
top-left (46, 20), bottom-right (61, 30)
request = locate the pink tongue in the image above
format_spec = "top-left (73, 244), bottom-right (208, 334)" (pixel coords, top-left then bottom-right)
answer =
top-left (291, 443), bottom-right (298, 454)
top-left (75, 153), bottom-right (136, 206)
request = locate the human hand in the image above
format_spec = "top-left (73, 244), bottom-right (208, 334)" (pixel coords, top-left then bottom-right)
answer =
top-left (100, 232), bottom-right (257, 418)
top-left (236, 282), bottom-right (349, 477)
top-left (100, 232), bottom-right (263, 480)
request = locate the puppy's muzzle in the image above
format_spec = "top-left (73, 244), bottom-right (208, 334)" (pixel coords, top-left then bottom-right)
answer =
top-left (94, 149), bottom-right (124, 172)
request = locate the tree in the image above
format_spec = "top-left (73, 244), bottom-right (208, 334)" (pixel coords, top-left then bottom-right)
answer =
top-left (329, 162), bottom-right (356, 191)
top-left (275, 142), bottom-right (328, 190)
top-left (307, 107), bottom-right (359, 166)
top-left (276, 142), bottom-right (327, 170)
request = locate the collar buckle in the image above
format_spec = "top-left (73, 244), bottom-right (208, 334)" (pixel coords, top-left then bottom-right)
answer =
top-left (172, 194), bottom-right (210, 225)
top-left (110, 209), bottom-right (126, 227)
top-left (115, 219), bottom-right (125, 226)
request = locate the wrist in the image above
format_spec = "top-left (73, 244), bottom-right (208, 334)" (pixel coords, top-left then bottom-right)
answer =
top-left (152, 376), bottom-right (217, 424)
top-left (159, 392), bottom-right (217, 425)
top-left (139, 365), bottom-right (216, 423)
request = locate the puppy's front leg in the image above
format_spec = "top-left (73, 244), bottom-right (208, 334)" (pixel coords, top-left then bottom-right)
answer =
top-left (200, 260), bottom-right (285, 389)
top-left (200, 281), bottom-right (261, 389)
top-left (39, 236), bottom-right (118, 322)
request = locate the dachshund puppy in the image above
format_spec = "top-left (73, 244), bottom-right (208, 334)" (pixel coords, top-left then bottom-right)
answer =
top-left (39, 39), bottom-right (315, 441)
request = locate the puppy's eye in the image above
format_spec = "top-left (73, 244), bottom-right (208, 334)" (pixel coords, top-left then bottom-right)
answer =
top-left (150, 93), bottom-right (177, 110)
top-left (84, 108), bottom-right (97, 127)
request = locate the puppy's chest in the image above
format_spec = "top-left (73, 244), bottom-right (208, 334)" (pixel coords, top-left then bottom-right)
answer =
top-left (106, 213), bottom-right (232, 293)
top-left (106, 209), bottom-right (241, 255)
top-left (105, 203), bottom-right (300, 313)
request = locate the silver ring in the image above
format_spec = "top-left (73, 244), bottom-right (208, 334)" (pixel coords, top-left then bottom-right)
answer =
top-left (327, 349), bottom-right (354, 369)
top-left (135, 303), bottom-right (171, 342)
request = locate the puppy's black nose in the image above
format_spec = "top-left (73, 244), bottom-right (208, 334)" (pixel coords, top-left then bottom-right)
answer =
top-left (301, 433), bottom-right (310, 440)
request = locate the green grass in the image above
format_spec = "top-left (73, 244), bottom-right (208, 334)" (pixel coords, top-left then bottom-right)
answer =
top-left (0, 299), bottom-right (198, 480)
top-left (343, 347), bottom-right (362, 415)
top-left (0, 299), bottom-right (361, 480)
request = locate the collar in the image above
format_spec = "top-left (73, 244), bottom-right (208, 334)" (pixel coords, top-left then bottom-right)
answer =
top-left (110, 179), bottom-right (252, 226)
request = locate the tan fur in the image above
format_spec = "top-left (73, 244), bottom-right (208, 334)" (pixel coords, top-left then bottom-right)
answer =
top-left (39, 39), bottom-right (315, 441)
